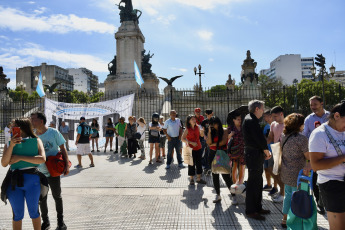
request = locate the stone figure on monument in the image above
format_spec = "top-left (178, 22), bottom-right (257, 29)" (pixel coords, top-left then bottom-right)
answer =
top-left (142, 50), bottom-right (154, 74)
top-left (241, 50), bottom-right (258, 84)
top-left (0, 66), bottom-right (10, 98)
top-left (108, 56), bottom-right (117, 75)
top-left (118, 0), bottom-right (142, 23)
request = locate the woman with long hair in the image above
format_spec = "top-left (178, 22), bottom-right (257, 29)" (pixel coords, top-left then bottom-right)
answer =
top-left (148, 113), bottom-right (161, 164)
top-left (182, 115), bottom-right (207, 185)
top-left (206, 116), bottom-right (233, 203)
top-left (309, 102), bottom-right (345, 230)
top-left (280, 113), bottom-right (310, 228)
top-left (227, 111), bottom-right (245, 205)
top-left (137, 117), bottom-right (147, 160)
top-left (91, 119), bottom-right (100, 152)
top-left (104, 118), bottom-right (115, 152)
top-left (1, 118), bottom-right (46, 230)
top-left (125, 116), bottom-right (138, 158)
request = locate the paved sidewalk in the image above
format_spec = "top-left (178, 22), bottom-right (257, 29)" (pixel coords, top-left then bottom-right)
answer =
top-left (0, 149), bottom-right (329, 229)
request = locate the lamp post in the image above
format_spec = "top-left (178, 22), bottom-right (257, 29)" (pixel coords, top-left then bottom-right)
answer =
top-left (293, 79), bottom-right (298, 111)
top-left (16, 81), bottom-right (26, 116)
top-left (194, 64), bottom-right (204, 91)
top-left (310, 54), bottom-right (336, 106)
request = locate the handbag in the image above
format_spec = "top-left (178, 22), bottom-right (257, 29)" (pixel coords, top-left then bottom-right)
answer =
top-left (45, 152), bottom-right (72, 177)
top-left (134, 130), bottom-right (145, 140)
top-left (211, 149), bottom-right (231, 174)
top-left (272, 134), bottom-right (293, 175)
top-left (227, 137), bottom-right (241, 159)
top-left (183, 144), bottom-right (194, 166)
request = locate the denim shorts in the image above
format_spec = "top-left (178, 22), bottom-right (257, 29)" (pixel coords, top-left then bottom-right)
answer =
top-left (149, 135), bottom-right (160, 143)
top-left (105, 133), bottom-right (114, 137)
top-left (264, 156), bottom-right (274, 169)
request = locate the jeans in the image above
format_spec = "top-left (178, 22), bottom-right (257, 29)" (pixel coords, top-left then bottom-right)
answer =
top-left (209, 149), bottom-right (233, 194)
top-left (167, 137), bottom-right (183, 165)
top-left (188, 149), bottom-right (203, 176)
top-left (245, 148), bottom-right (264, 214)
top-left (282, 184), bottom-right (297, 214)
top-left (40, 176), bottom-right (64, 222)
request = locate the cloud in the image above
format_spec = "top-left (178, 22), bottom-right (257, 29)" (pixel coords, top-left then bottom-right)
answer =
top-left (153, 14), bottom-right (176, 25)
top-left (197, 30), bottom-right (214, 41)
top-left (209, 58), bottom-right (214, 62)
top-left (174, 0), bottom-right (245, 10)
top-left (0, 6), bottom-right (116, 34)
top-left (171, 67), bottom-right (188, 72)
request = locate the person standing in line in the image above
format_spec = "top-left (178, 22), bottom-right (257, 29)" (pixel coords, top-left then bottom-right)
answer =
top-left (309, 102), bottom-right (345, 230)
top-left (91, 119), bottom-right (100, 152)
top-left (242, 100), bottom-right (271, 221)
top-left (227, 111), bottom-right (245, 205)
top-left (137, 117), bottom-right (147, 160)
top-left (206, 116), bottom-right (232, 203)
top-left (114, 120), bottom-right (119, 154)
top-left (148, 113), bottom-right (161, 164)
top-left (104, 118), bottom-right (115, 153)
top-left (75, 117), bottom-right (94, 168)
top-left (201, 109), bottom-right (213, 175)
top-left (4, 121), bottom-right (12, 146)
top-left (159, 116), bottom-right (166, 159)
top-left (266, 106), bottom-right (285, 203)
top-left (303, 95), bottom-right (329, 215)
top-left (1, 118), bottom-right (46, 230)
top-left (59, 121), bottom-right (70, 151)
top-left (262, 110), bottom-right (275, 192)
top-left (30, 112), bottom-right (69, 230)
top-left (181, 115), bottom-right (207, 185)
top-left (49, 121), bottom-right (56, 128)
top-left (125, 116), bottom-right (137, 158)
top-left (164, 110), bottom-right (185, 169)
top-left (116, 117), bottom-right (127, 156)
top-left (280, 113), bottom-right (310, 228)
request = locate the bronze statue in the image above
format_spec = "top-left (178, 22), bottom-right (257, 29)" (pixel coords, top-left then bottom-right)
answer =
top-left (158, 75), bottom-right (183, 86)
top-left (141, 50), bottom-right (154, 74)
top-left (44, 82), bottom-right (61, 94)
top-left (108, 56), bottom-right (117, 75)
top-left (117, 0), bottom-right (142, 23)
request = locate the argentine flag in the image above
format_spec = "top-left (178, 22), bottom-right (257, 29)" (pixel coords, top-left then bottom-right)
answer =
top-left (134, 60), bottom-right (144, 87)
top-left (36, 72), bottom-right (46, 97)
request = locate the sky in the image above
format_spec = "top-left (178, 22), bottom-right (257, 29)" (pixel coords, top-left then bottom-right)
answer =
top-left (0, 0), bottom-right (344, 91)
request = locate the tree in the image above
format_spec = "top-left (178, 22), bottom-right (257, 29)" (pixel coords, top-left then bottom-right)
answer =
top-left (258, 75), bottom-right (284, 108)
top-left (9, 87), bottom-right (29, 102)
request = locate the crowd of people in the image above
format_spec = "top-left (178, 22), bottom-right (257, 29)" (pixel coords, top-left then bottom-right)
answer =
top-left (1, 95), bottom-right (345, 230)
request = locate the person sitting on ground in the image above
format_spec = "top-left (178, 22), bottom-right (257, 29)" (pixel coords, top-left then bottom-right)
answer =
top-left (1, 117), bottom-right (46, 230)
top-left (206, 116), bottom-right (232, 203)
top-left (181, 114), bottom-right (207, 185)
top-left (280, 113), bottom-right (310, 228)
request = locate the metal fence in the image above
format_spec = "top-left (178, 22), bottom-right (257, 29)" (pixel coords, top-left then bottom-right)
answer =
top-left (1, 83), bottom-right (344, 146)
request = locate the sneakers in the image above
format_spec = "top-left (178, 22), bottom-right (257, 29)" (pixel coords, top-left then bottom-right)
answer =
top-left (213, 194), bottom-right (222, 203)
top-left (89, 163), bottom-right (95, 167)
top-left (272, 194), bottom-right (284, 203)
top-left (75, 164), bottom-right (83, 169)
top-left (57, 220), bottom-right (67, 230)
top-left (231, 195), bottom-right (238, 205)
top-left (41, 221), bottom-right (51, 230)
top-left (178, 163), bottom-right (185, 168)
top-left (114, 150), bottom-right (118, 154)
top-left (263, 184), bottom-right (272, 191)
top-left (268, 187), bottom-right (278, 196)
top-left (165, 164), bottom-right (170, 169)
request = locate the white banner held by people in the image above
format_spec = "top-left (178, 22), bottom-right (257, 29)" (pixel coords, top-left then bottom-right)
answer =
top-left (44, 94), bottom-right (135, 150)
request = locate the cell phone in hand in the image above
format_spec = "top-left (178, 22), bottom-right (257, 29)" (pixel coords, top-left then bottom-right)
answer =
top-left (12, 127), bottom-right (21, 138)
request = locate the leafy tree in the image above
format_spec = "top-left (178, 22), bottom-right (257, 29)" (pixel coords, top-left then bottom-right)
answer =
top-left (258, 75), bottom-right (284, 108)
top-left (90, 92), bottom-right (105, 103)
top-left (9, 87), bottom-right (29, 102)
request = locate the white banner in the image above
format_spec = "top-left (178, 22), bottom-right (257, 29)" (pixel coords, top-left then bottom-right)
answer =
top-left (44, 94), bottom-right (135, 150)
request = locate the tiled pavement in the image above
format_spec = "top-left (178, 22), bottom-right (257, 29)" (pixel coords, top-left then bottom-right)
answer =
top-left (0, 147), bottom-right (329, 229)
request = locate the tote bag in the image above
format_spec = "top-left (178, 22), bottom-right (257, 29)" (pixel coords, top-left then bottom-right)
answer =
top-left (183, 144), bottom-right (194, 166)
top-left (211, 149), bottom-right (231, 174)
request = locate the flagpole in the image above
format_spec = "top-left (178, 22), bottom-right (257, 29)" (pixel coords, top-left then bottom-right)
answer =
top-left (137, 84), bottom-right (140, 117)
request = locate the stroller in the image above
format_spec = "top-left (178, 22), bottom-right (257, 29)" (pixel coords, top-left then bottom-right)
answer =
top-left (287, 170), bottom-right (318, 230)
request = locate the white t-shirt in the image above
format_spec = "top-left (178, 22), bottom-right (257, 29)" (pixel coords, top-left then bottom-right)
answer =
top-left (309, 123), bottom-right (345, 184)
top-left (137, 124), bottom-right (146, 141)
top-left (4, 127), bottom-right (11, 146)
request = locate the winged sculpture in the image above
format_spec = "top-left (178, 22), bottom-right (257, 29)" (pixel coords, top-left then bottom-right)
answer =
top-left (44, 82), bottom-right (61, 94)
top-left (158, 75), bottom-right (183, 86)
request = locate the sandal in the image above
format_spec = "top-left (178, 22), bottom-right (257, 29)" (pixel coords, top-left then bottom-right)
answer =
top-left (156, 160), bottom-right (162, 163)
top-left (281, 219), bottom-right (287, 228)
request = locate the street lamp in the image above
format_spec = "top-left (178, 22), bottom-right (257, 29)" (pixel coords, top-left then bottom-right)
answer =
top-left (194, 64), bottom-right (204, 91)
top-left (16, 81), bottom-right (26, 116)
top-left (311, 54), bottom-right (336, 106)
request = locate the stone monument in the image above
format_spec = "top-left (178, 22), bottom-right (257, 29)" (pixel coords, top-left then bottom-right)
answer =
top-left (240, 50), bottom-right (260, 97)
top-left (0, 66), bottom-right (10, 99)
top-left (226, 74), bottom-right (235, 90)
top-left (105, 0), bottom-right (159, 95)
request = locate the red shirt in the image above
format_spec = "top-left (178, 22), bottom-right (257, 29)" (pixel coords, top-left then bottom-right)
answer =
top-left (209, 135), bottom-right (227, 150)
top-left (186, 126), bottom-right (202, 150)
top-left (195, 115), bottom-right (205, 125)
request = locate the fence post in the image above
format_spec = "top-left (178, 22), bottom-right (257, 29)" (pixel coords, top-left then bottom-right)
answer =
top-left (227, 88), bottom-right (230, 113)
top-left (283, 86), bottom-right (286, 109)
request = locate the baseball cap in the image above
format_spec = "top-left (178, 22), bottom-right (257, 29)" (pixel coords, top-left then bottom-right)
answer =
top-left (194, 108), bottom-right (201, 113)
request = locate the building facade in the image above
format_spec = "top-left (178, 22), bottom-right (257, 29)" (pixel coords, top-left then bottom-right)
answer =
top-left (16, 63), bottom-right (74, 94)
top-left (68, 68), bottom-right (99, 93)
top-left (260, 54), bottom-right (314, 84)
top-left (332, 71), bottom-right (345, 85)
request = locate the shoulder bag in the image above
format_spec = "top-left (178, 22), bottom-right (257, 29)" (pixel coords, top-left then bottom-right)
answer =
top-left (272, 134), bottom-right (293, 175)
top-left (46, 152), bottom-right (72, 177)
